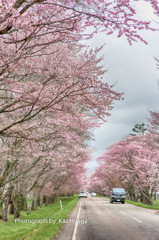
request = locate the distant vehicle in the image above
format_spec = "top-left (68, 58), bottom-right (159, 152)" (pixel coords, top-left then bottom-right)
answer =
top-left (79, 191), bottom-right (88, 198)
top-left (91, 192), bottom-right (96, 197)
top-left (110, 188), bottom-right (125, 204)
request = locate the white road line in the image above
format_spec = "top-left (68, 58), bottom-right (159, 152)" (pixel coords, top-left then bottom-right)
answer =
top-left (131, 217), bottom-right (142, 223)
top-left (72, 201), bottom-right (82, 240)
top-left (120, 211), bottom-right (126, 215)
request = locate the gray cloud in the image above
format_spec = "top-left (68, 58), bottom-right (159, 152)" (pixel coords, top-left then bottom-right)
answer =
top-left (85, 24), bottom-right (159, 173)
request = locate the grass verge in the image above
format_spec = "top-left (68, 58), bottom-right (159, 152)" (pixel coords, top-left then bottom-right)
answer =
top-left (126, 199), bottom-right (159, 210)
top-left (0, 196), bottom-right (78, 240)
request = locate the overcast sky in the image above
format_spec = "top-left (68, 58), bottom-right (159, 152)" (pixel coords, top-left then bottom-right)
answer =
top-left (85, 1), bottom-right (159, 173)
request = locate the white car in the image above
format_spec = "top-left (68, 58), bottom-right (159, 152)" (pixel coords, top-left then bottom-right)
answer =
top-left (79, 191), bottom-right (88, 198)
top-left (91, 192), bottom-right (96, 197)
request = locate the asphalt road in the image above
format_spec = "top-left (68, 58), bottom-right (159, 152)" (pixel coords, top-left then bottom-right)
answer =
top-left (74, 196), bottom-right (159, 240)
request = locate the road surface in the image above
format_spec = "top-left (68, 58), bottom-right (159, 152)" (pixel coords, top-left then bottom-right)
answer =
top-left (56, 196), bottom-right (159, 240)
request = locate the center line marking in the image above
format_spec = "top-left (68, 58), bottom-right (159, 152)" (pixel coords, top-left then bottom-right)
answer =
top-left (131, 217), bottom-right (142, 223)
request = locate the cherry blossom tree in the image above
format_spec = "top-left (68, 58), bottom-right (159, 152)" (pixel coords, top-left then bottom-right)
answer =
top-left (0, 102), bottom-right (94, 219)
top-left (1, 0), bottom-right (159, 220)
top-left (91, 136), bottom-right (159, 205)
top-left (0, 0), bottom-right (158, 81)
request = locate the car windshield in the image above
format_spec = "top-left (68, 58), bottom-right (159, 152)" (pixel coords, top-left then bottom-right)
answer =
top-left (80, 191), bottom-right (86, 193)
top-left (112, 188), bottom-right (125, 194)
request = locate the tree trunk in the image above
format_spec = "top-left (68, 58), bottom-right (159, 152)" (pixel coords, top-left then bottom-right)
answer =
top-left (55, 192), bottom-right (59, 202)
top-left (2, 187), bottom-right (13, 221)
top-left (21, 195), bottom-right (27, 211)
top-left (9, 202), bottom-right (14, 215)
top-left (140, 195), bottom-right (153, 205)
top-left (13, 195), bottom-right (22, 219)
top-left (31, 197), bottom-right (37, 211)
top-left (36, 192), bottom-right (41, 207)
top-left (3, 199), bottom-right (9, 221)
top-left (130, 193), bottom-right (137, 202)
top-left (43, 196), bottom-right (47, 204)
top-left (127, 185), bottom-right (137, 202)
top-left (140, 189), bottom-right (153, 206)
top-left (0, 202), bottom-right (3, 219)
top-left (24, 196), bottom-right (30, 215)
top-left (50, 195), bottom-right (56, 204)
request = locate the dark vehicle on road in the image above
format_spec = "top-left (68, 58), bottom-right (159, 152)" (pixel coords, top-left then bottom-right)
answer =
top-left (110, 188), bottom-right (125, 204)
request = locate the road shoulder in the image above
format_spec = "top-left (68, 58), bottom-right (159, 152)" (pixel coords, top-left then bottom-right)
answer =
top-left (52, 200), bottom-right (80, 240)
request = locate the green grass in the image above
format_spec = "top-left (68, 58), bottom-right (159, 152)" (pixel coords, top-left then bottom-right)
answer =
top-left (0, 196), bottom-right (78, 240)
top-left (154, 200), bottom-right (159, 206)
top-left (126, 199), bottom-right (159, 210)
